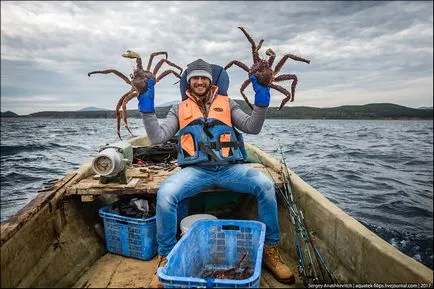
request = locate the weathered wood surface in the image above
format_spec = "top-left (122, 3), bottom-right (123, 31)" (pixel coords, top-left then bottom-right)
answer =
top-left (73, 253), bottom-right (158, 288)
top-left (72, 251), bottom-right (301, 288)
top-left (1, 197), bottom-right (105, 288)
top-left (65, 163), bottom-right (283, 200)
top-left (260, 250), bottom-right (303, 288)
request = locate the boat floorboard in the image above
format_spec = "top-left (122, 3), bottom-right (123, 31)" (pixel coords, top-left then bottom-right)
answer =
top-left (66, 163), bottom-right (283, 201)
top-left (72, 249), bottom-right (302, 288)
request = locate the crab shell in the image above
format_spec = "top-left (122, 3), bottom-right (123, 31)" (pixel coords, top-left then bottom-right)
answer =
top-left (248, 60), bottom-right (274, 86)
top-left (132, 70), bottom-right (156, 93)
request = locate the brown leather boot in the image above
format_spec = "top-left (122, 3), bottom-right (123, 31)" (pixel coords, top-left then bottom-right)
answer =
top-left (263, 244), bottom-right (295, 284)
top-left (148, 255), bottom-right (167, 288)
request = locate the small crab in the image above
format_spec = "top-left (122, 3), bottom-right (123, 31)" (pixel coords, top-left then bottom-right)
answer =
top-left (88, 50), bottom-right (183, 139)
top-left (225, 27), bottom-right (310, 110)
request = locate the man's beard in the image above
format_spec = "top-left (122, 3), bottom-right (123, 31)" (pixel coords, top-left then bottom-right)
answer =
top-left (192, 84), bottom-right (211, 98)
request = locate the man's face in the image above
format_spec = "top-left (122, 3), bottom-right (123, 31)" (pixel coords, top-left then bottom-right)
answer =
top-left (189, 76), bottom-right (211, 97)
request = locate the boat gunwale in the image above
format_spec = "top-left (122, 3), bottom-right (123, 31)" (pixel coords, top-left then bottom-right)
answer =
top-left (1, 172), bottom-right (77, 245)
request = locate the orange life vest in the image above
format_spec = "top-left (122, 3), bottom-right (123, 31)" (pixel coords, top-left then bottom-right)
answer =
top-left (177, 87), bottom-right (246, 166)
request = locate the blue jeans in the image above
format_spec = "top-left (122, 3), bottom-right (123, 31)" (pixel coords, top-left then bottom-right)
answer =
top-left (156, 163), bottom-right (280, 256)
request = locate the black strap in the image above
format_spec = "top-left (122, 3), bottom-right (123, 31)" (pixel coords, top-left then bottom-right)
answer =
top-left (233, 127), bottom-right (242, 137)
top-left (185, 119), bottom-right (217, 139)
top-left (206, 119), bottom-right (226, 128)
top-left (199, 141), bottom-right (244, 151)
top-left (198, 143), bottom-right (220, 161)
top-left (221, 141), bottom-right (244, 148)
top-left (202, 122), bottom-right (214, 139)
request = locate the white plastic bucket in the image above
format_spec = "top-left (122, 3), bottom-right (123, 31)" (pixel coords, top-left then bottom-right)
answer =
top-left (180, 214), bottom-right (218, 236)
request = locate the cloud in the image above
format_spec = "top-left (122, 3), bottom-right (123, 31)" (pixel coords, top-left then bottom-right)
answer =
top-left (1, 1), bottom-right (432, 114)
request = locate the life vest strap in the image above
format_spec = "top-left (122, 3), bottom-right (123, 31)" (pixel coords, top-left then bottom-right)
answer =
top-left (199, 141), bottom-right (244, 151)
top-left (184, 119), bottom-right (225, 139)
top-left (203, 122), bottom-right (214, 139)
top-left (198, 143), bottom-right (220, 161)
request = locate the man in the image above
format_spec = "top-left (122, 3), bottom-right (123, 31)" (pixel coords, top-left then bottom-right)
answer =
top-left (138, 58), bottom-right (295, 287)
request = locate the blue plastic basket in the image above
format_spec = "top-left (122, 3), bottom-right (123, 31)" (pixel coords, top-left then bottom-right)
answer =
top-left (98, 203), bottom-right (158, 260)
top-left (158, 219), bottom-right (266, 288)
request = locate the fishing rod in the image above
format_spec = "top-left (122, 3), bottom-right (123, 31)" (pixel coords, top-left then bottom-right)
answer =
top-left (276, 170), bottom-right (322, 285)
top-left (253, 151), bottom-right (314, 285)
top-left (279, 180), bottom-right (318, 285)
top-left (277, 142), bottom-right (334, 283)
top-left (277, 140), bottom-right (338, 284)
top-left (253, 144), bottom-right (338, 285)
top-left (279, 164), bottom-right (328, 284)
top-left (276, 153), bottom-right (322, 283)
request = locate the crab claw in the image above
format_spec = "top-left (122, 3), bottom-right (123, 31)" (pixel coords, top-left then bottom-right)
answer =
top-left (254, 39), bottom-right (264, 53)
top-left (124, 124), bottom-right (135, 137)
top-left (120, 89), bottom-right (139, 138)
top-left (122, 50), bottom-right (141, 59)
top-left (265, 48), bottom-right (276, 57)
top-left (116, 109), bottom-right (123, 140)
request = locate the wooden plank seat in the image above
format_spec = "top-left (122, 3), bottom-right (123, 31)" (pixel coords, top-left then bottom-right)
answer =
top-left (65, 163), bottom-right (283, 202)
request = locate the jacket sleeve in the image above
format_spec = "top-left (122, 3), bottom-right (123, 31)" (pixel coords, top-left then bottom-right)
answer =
top-left (230, 99), bottom-right (267, 135)
top-left (141, 105), bottom-right (179, 145)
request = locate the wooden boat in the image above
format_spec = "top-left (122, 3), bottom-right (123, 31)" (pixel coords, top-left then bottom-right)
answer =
top-left (1, 135), bottom-right (432, 288)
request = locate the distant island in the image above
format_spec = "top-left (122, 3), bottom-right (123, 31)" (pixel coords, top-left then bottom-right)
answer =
top-left (1, 111), bottom-right (20, 117)
top-left (1, 101), bottom-right (433, 120)
top-left (77, 106), bottom-right (109, 112)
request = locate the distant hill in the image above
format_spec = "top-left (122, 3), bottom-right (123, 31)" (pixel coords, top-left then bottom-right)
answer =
top-left (1, 111), bottom-right (19, 117)
top-left (20, 102), bottom-right (434, 119)
top-left (265, 103), bottom-right (433, 120)
top-left (77, 106), bottom-right (109, 111)
top-left (418, 106), bottom-right (433, 110)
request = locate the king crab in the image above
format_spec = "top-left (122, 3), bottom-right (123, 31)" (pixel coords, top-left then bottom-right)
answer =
top-left (88, 50), bottom-right (183, 139)
top-left (225, 27), bottom-right (310, 110)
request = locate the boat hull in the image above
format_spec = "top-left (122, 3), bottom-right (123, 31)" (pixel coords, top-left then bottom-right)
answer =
top-left (1, 136), bottom-right (432, 287)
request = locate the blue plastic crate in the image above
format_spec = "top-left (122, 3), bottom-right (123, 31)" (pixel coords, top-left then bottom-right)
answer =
top-left (158, 219), bottom-right (266, 288)
top-left (99, 203), bottom-right (157, 260)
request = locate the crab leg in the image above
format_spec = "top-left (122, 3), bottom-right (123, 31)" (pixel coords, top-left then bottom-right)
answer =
top-left (238, 27), bottom-right (263, 64)
top-left (121, 89), bottom-right (139, 137)
top-left (238, 27), bottom-right (256, 49)
top-left (156, 70), bottom-right (182, 82)
top-left (88, 70), bottom-right (132, 86)
top-left (153, 59), bottom-right (183, 76)
top-left (224, 60), bottom-right (250, 72)
top-left (269, 83), bottom-right (292, 110)
top-left (274, 54), bottom-right (310, 74)
top-left (253, 39), bottom-right (265, 63)
top-left (147, 51), bottom-right (168, 71)
top-left (115, 89), bottom-right (136, 140)
top-left (240, 78), bottom-right (254, 110)
top-left (266, 48), bottom-right (276, 67)
top-left (136, 56), bottom-right (143, 70)
top-left (274, 74), bottom-right (298, 103)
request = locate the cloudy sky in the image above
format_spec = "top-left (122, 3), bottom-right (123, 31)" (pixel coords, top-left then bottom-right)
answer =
top-left (1, 1), bottom-right (433, 115)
